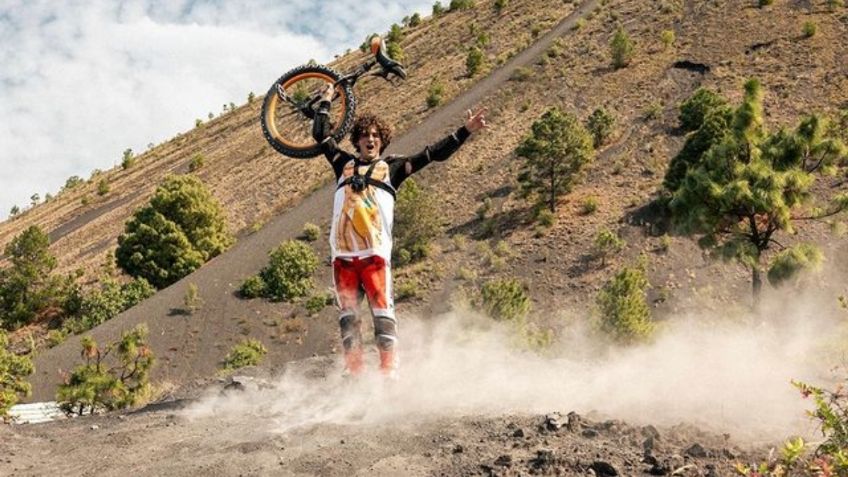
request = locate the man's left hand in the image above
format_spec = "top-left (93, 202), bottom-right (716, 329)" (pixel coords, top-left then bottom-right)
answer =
top-left (465, 107), bottom-right (488, 134)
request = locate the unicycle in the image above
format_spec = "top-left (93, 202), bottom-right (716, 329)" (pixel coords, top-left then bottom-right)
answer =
top-left (261, 36), bottom-right (407, 159)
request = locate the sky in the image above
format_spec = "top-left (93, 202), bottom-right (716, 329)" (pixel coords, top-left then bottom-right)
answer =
top-left (0, 0), bottom-right (433, 220)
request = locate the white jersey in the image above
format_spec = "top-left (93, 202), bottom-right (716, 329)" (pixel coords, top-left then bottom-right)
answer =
top-left (329, 159), bottom-right (396, 261)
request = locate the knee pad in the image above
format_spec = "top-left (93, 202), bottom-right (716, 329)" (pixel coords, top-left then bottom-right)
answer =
top-left (339, 314), bottom-right (362, 350)
top-left (373, 315), bottom-right (397, 350)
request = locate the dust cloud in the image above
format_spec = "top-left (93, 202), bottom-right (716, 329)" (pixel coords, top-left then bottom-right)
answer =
top-left (185, 292), bottom-right (844, 443)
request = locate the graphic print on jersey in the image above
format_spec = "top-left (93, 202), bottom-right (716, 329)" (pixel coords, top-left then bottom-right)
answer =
top-left (336, 160), bottom-right (390, 254)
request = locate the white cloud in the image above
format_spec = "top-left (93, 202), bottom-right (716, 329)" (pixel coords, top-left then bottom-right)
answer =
top-left (0, 0), bottom-right (432, 219)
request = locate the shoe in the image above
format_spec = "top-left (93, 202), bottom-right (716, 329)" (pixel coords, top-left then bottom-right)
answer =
top-left (343, 348), bottom-right (364, 377)
top-left (378, 349), bottom-right (398, 380)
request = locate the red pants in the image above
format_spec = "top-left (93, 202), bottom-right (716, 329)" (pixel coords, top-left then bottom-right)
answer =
top-left (333, 256), bottom-right (396, 351)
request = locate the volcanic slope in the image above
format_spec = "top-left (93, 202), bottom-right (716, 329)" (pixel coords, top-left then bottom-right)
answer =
top-left (3, 0), bottom-right (848, 474)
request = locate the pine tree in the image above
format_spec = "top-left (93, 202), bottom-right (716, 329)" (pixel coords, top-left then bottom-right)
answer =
top-left (0, 226), bottom-right (67, 329)
top-left (596, 262), bottom-right (653, 343)
top-left (516, 107), bottom-right (595, 213)
top-left (116, 175), bottom-right (233, 288)
top-left (610, 27), bottom-right (634, 69)
top-left (0, 329), bottom-right (34, 418)
top-left (667, 79), bottom-right (848, 306)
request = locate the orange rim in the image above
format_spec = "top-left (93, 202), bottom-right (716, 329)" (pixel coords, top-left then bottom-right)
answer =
top-left (264, 71), bottom-right (347, 150)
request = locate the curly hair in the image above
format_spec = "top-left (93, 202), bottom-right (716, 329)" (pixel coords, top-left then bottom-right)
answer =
top-left (350, 114), bottom-right (392, 154)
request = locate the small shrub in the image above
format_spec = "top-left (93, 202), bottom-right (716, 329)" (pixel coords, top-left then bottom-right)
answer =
top-left (586, 107), bottom-right (615, 147)
top-left (395, 279), bottom-right (419, 301)
top-left (536, 208), bottom-right (555, 227)
top-left (409, 13), bottom-right (422, 26)
top-left (0, 330), bottom-right (34, 418)
top-left (387, 41), bottom-right (405, 63)
top-left (767, 243), bottom-right (823, 287)
top-left (247, 92), bottom-right (255, 103)
top-left (239, 275), bottom-right (266, 299)
top-left (56, 325), bottom-right (154, 415)
top-left (222, 338), bottom-right (267, 370)
top-left (466, 46), bottom-right (484, 77)
top-left (393, 178), bottom-right (441, 266)
top-left (580, 196), bottom-right (599, 215)
top-left (476, 197), bottom-right (492, 220)
top-left (97, 179), bottom-right (110, 196)
top-left (9, 205), bottom-right (20, 217)
top-left (660, 29), bottom-right (675, 49)
top-left (432, 1), bottom-right (445, 15)
top-left (81, 195), bottom-right (90, 206)
top-left (573, 18), bottom-right (586, 30)
top-left (828, 0), bottom-right (845, 10)
top-left (476, 32), bottom-right (490, 48)
top-left (610, 27), bottom-right (634, 69)
top-left (658, 234), bottom-right (671, 253)
top-left (64, 175), bottom-right (85, 191)
top-left (304, 293), bottom-right (330, 315)
top-left (802, 21), bottom-right (817, 38)
top-left (456, 266), bottom-right (478, 281)
top-left (195, 118), bottom-right (203, 128)
top-left (302, 223), bottom-right (320, 241)
top-left (449, 0), bottom-right (475, 10)
top-left (189, 154), bottom-right (205, 172)
top-left (643, 102), bottom-right (662, 120)
top-left (184, 283), bottom-right (202, 313)
top-left (758, 0), bottom-right (773, 6)
top-left (510, 67), bottom-right (533, 82)
top-left (426, 79), bottom-right (445, 108)
top-left (596, 264), bottom-right (653, 343)
top-left (593, 228), bottom-right (625, 266)
top-left (531, 24), bottom-right (542, 37)
top-left (481, 278), bottom-right (531, 322)
top-left (46, 329), bottom-right (66, 348)
top-left (260, 240), bottom-right (319, 302)
top-left (121, 148), bottom-right (135, 170)
top-left (494, 0), bottom-right (508, 13)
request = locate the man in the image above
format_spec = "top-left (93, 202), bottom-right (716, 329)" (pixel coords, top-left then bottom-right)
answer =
top-left (312, 85), bottom-right (486, 377)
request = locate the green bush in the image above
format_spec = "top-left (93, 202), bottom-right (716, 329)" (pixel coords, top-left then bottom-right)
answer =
top-left (660, 29), bottom-right (675, 49)
top-left (678, 87), bottom-right (728, 132)
top-left (450, 0), bottom-right (475, 10)
top-left (481, 278), bottom-right (531, 322)
top-left (222, 338), bottom-right (267, 370)
top-left (510, 67), bottom-right (533, 82)
top-left (426, 78), bottom-right (445, 108)
top-left (56, 325), bottom-right (154, 415)
top-left (409, 13), bottom-right (422, 26)
top-left (97, 179), bottom-right (110, 196)
top-left (302, 222), bottom-right (321, 241)
top-left (63, 277), bottom-right (155, 335)
top-left (0, 330), bottom-right (34, 419)
top-left (494, 0), bottom-right (508, 13)
top-left (610, 27), bottom-right (634, 69)
top-left (536, 208), bottom-right (555, 227)
top-left (121, 148), bottom-right (135, 170)
top-left (586, 107), bottom-right (615, 148)
top-left (596, 264), bottom-right (653, 343)
top-left (393, 178), bottom-right (441, 266)
top-left (387, 41), bottom-right (405, 63)
top-left (184, 283), bottom-right (202, 313)
top-left (828, 0), bottom-right (845, 10)
top-left (46, 329), bottom-right (66, 348)
top-left (758, 0), bottom-right (773, 7)
top-left (593, 228), bottom-right (625, 266)
top-left (116, 174), bottom-right (233, 289)
top-left (189, 154), bottom-right (205, 172)
top-left (802, 21), bottom-right (817, 38)
top-left (466, 46), bottom-right (485, 77)
top-left (433, 1), bottom-right (445, 15)
top-left (305, 293), bottom-right (331, 316)
top-left (767, 244), bottom-right (823, 287)
top-left (63, 175), bottom-right (85, 191)
top-left (259, 240), bottom-right (319, 302)
top-left (580, 196), bottom-right (599, 215)
top-left (239, 275), bottom-right (266, 299)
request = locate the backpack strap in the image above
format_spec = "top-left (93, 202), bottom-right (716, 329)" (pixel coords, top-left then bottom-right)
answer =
top-left (336, 160), bottom-right (397, 199)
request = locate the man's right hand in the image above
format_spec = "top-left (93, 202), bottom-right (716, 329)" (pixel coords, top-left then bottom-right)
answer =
top-left (321, 84), bottom-right (335, 103)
